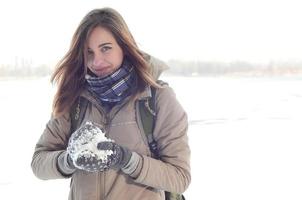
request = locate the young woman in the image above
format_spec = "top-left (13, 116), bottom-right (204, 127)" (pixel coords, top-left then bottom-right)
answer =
top-left (31, 7), bottom-right (190, 200)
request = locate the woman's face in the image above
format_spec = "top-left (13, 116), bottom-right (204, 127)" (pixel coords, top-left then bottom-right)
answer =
top-left (86, 26), bottom-right (124, 77)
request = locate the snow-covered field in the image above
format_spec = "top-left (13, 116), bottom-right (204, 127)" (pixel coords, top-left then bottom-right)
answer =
top-left (0, 76), bottom-right (301, 199)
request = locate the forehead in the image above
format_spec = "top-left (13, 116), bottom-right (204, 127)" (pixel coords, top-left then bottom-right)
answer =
top-left (87, 26), bottom-right (117, 47)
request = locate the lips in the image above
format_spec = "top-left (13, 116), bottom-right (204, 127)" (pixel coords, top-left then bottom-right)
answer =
top-left (93, 67), bottom-right (111, 76)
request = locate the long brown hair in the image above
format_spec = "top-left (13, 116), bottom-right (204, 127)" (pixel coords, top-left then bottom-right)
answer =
top-left (51, 7), bottom-right (159, 117)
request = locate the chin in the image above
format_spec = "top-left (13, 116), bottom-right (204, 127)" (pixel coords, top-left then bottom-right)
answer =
top-left (98, 71), bottom-right (112, 78)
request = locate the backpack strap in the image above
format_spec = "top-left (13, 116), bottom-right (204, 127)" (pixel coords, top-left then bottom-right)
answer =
top-left (138, 86), bottom-right (159, 158)
top-left (138, 80), bottom-right (168, 158)
top-left (138, 81), bottom-right (186, 200)
top-left (70, 97), bottom-right (89, 133)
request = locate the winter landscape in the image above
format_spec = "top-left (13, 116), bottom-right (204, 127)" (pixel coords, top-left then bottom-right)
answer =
top-left (1, 0), bottom-right (302, 199)
top-left (0, 75), bottom-right (301, 199)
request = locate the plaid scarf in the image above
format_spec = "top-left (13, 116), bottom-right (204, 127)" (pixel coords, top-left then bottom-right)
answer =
top-left (85, 61), bottom-right (137, 103)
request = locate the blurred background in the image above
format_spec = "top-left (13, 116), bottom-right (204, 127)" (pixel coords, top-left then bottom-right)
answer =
top-left (0, 0), bottom-right (301, 199)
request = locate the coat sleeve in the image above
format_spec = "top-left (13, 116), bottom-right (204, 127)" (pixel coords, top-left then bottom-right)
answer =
top-left (31, 112), bottom-right (72, 180)
top-left (133, 86), bottom-right (191, 193)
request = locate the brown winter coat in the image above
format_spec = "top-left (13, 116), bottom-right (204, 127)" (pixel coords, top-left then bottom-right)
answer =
top-left (31, 61), bottom-right (191, 200)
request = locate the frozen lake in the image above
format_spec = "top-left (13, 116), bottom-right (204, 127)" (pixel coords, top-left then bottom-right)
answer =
top-left (0, 76), bottom-right (301, 199)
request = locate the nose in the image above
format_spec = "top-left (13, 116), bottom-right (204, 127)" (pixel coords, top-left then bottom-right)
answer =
top-left (92, 53), bottom-right (105, 67)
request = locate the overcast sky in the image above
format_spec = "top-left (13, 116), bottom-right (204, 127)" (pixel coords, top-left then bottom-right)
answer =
top-left (1, 0), bottom-right (302, 66)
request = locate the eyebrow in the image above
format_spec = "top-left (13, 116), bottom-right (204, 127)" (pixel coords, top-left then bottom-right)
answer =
top-left (88, 42), bottom-right (112, 50)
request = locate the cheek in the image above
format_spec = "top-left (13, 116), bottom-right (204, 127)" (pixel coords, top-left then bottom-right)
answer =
top-left (86, 57), bottom-right (94, 70)
top-left (113, 59), bottom-right (123, 70)
top-left (111, 52), bottom-right (124, 69)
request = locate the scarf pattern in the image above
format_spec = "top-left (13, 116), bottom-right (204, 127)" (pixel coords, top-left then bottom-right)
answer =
top-left (85, 61), bottom-right (137, 103)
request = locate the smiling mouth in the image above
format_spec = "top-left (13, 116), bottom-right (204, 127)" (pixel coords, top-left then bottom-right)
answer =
top-left (94, 67), bottom-right (110, 72)
top-left (92, 67), bottom-right (112, 76)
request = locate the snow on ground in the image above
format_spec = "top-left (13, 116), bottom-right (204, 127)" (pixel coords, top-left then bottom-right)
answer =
top-left (0, 76), bottom-right (301, 199)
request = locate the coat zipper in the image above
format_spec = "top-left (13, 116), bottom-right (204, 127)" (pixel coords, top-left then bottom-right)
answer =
top-left (97, 172), bottom-right (100, 200)
top-left (82, 94), bottom-right (109, 199)
top-left (103, 171), bottom-right (106, 200)
top-left (84, 93), bottom-right (142, 199)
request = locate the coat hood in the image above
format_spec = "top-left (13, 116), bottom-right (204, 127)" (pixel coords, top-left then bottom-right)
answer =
top-left (143, 53), bottom-right (169, 79)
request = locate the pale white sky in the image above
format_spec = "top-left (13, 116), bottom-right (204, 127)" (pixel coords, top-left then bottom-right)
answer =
top-left (1, 0), bottom-right (302, 66)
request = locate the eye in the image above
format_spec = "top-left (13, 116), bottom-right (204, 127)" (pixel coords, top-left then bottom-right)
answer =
top-left (87, 49), bottom-right (94, 55)
top-left (101, 46), bottom-right (112, 53)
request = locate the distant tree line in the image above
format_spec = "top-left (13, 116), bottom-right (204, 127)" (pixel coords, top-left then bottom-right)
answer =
top-left (0, 57), bottom-right (53, 78)
top-left (1, 58), bottom-right (302, 78)
top-left (165, 60), bottom-right (302, 77)
top-left (0, 64), bottom-right (52, 77)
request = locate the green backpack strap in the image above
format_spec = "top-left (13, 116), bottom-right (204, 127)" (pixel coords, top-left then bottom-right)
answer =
top-left (70, 97), bottom-right (89, 133)
top-left (139, 80), bottom-right (169, 158)
top-left (138, 85), bottom-right (159, 158)
top-left (138, 81), bottom-right (186, 200)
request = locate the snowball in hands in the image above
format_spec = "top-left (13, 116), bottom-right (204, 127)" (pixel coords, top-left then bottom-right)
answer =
top-left (67, 121), bottom-right (114, 172)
